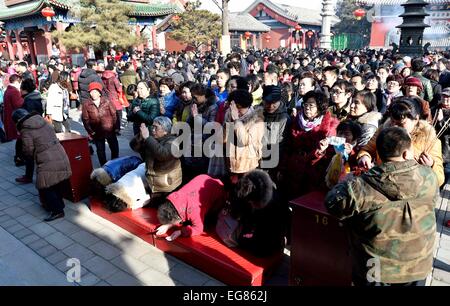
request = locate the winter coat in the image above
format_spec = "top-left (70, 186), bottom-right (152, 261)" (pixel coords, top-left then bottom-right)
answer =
top-left (350, 111), bottom-right (382, 149)
top-left (224, 108), bottom-right (265, 174)
top-left (230, 173), bottom-right (287, 257)
top-left (283, 111), bottom-right (340, 198)
top-left (251, 86), bottom-right (263, 106)
top-left (357, 118), bottom-right (445, 186)
top-left (256, 103), bottom-right (291, 170)
top-left (46, 83), bottom-right (68, 122)
top-left (433, 107), bottom-right (450, 164)
top-left (18, 113), bottom-right (71, 189)
top-left (381, 90), bottom-right (403, 114)
top-left (81, 97), bottom-right (117, 139)
top-left (102, 70), bottom-right (123, 111)
top-left (130, 133), bottom-right (182, 193)
top-left (120, 70), bottom-right (139, 101)
top-left (78, 68), bottom-right (103, 103)
top-left (2, 85), bottom-right (23, 141)
top-left (70, 67), bottom-right (82, 91)
top-left (102, 155), bottom-right (143, 183)
top-left (160, 91), bottom-right (180, 120)
top-left (412, 72), bottom-right (434, 103)
top-left (127, 96), bottom-right (160, 127)
top-left (325, 160), bottom-right (438, 284)
top-left (167, 174), bottom-right (226, 237)
top-left (22, 90), bottom-right (43, 116)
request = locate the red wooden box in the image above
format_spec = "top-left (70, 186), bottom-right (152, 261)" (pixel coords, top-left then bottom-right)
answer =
top-left (289, 191), bottom-right (352, 286)
top-left (57, 133), bottom-right (93, 203)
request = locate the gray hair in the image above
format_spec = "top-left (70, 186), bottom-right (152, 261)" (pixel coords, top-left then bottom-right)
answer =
top-left (153, 116), bottom-right (172, 133)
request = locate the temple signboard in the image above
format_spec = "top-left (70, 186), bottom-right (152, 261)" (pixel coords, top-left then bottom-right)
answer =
top-left (5, 0), bottom-right (34, 6)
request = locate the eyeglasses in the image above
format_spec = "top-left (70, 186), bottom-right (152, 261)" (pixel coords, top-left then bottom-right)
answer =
top-left (151, 125), bottom-right (161, 131)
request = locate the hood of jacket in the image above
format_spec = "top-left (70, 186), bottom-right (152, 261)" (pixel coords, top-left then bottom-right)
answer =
top-left (24, 90), bottom-right (42, 102)
top-left (79, 68), bottom-right (98, 79)
top-left (20, 113), bottom-right (46, 130)
top-left (102, 70), bottom-right (116, 80)
top-left (357, 111), bottom-right (382, 126)
top-left (362, 160), bottom-right (424, 201)
top-left (383, 118), bottom-right (435, 145)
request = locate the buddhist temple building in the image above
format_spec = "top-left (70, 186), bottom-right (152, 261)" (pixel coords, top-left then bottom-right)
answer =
top-left (0, 0), bottom-right (181, 64)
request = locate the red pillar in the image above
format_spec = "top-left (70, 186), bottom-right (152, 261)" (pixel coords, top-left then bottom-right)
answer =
top-left (152, 26), bottom-right (158, 50)
top-left (136, 25), bottom-right (144, 53)
top-left (252, 34), bottom-right (257, 49)
top-left (5, 31), bottom-right (15, 60)
top-left (26, 32), bottom-right (37, 65)
top-left (14, 30), bottom-right (24, 60)
top-left (43, 25), bottom-right (53, 59)
top-left (56, 22), bottom-right (68, 62)
top-left (302, 31), bottom-right (306, 49)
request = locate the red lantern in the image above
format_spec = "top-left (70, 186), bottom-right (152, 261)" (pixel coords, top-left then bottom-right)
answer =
top-left (353, 8), bottom-right (366, 21)
top-left (265, 34), bottom-right (271, 42)
top-left (295, 24), bottom-right (302, 31)
top-left (172, 15), bottom-right (180, 22)
top-left (41, 6), bottom-right (55, 22)
top-left (306, 31), bottom-right (314, 38)
top-left (244, 31), bottom-right (252, 39)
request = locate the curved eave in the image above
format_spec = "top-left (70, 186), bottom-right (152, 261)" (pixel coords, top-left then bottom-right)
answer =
top-left (0, 0), bottom-right (69, 21)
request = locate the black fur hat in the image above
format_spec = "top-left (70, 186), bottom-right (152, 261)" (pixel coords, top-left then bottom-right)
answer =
top-left (236, 170), bottom-right (275, 209)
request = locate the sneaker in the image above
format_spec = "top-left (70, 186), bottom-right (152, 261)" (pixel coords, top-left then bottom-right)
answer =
top-left (44, 212), bottom-right (65, 222)
top-left (15, 176), bottom-right (32, 184)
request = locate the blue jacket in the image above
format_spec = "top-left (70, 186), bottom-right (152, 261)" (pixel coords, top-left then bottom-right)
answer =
top-left (162, 91), bottom-right (180, 120)
top-left (103, 156), bottom-right (143, 182)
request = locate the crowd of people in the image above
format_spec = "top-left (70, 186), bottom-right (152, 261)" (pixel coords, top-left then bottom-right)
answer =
top-left (1, 45), bottom-right (450, 286)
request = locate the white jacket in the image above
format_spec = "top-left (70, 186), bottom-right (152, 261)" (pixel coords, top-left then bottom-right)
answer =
top-left (46, 83), bottom-right (68, 122)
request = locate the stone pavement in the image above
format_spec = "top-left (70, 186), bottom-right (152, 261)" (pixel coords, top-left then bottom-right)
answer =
top-left (0, 110), bottom-right (225, 286)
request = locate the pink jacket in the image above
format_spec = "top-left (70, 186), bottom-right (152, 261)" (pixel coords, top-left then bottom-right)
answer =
top-left (167, 175), bottom-right (226, 237)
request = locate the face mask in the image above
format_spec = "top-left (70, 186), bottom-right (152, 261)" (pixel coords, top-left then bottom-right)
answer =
top-left (178, 63), bottom-right (183, 68)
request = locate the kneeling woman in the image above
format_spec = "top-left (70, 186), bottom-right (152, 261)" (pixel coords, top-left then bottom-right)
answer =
top-left (13, 108), bottom-right (72, 221)
top-left (130, 116), bottom-right (182, 202)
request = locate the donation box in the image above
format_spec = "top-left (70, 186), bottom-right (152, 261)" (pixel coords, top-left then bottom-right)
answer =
top-left (56, 133), bottom-right (93, 203)
top-left (289, 191), bottom-right (352, 286)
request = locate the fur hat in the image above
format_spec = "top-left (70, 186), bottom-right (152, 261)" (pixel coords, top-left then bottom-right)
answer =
top-left (90, 168), bottom-right (113, 186)
top-left (404, 77), bottom-right (423, 91)
top-left (236, 170), bottom-right (275, 208)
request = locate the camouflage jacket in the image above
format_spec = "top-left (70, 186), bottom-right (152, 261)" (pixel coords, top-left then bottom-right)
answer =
top-left (325, 160), bottom-right (438, 284)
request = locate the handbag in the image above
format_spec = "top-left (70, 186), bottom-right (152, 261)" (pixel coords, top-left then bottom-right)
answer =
top-left (215, 204), bottom-right (241, 248)
top-left (119, 91), bottom-right (129, 108)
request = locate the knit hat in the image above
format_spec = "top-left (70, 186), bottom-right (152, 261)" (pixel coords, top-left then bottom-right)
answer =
top-left (442, 87), bottom-right (450, 97)
top-left (88, 82), bottom-right (103, 93)
top-left (262, 85), bottom-right (282, 103)
top-left (403, 77), bottom-right (423, 91)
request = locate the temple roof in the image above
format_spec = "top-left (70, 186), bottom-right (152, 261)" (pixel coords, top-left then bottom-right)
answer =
top-left (243, 0), bottom-right (339, 27)
top-left (356, 0), bottom-right (448, 5)
top-left (0, 0), bottom-right (179, 21)
top-left (229, 13), bottom-right (270, 32)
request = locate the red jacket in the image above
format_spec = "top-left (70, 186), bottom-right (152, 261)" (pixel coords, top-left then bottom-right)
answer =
top-left (283, 111), bottom-right (339, 198)
top-left (102, 70), bottom-right (122, 110)
top-left (167, 174), bottom-right (226, 237)
top-left (3, 85), bottom-right (24, 141)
